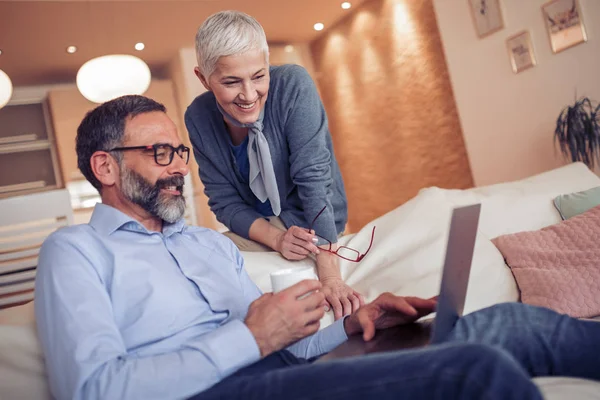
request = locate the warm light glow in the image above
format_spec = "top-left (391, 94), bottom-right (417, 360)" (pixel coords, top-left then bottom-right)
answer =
top-left (0, 69), bottom-right (13, 109)
top-left (0, 49), bottom-right (3, 56)
top-left (314, 22), bottom-right (324, 31)
top-left (76, 55), bottom-right (151, 103)
top-left (284, 45), bottom-right (294, 53)
top-left (393, 2), bottom-right (414, 35)
top-left (351, 10), bottom-right (375, 36)
top-left (135, 42), bottom-right (145, 51)
top-left (341, 2), bottom-right (352, 9)
top-left (390, 2), bottom-right (417, 59)
top-left (362, 41), bottom-right (383, 79)
top-left (66, 45), bottom-right (77, 54)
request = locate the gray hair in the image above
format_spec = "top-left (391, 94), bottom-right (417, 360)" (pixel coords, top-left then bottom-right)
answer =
top-left (195, 10), bottom-right (269, 79)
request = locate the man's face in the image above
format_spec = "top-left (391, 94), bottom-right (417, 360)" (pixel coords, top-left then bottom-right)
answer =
top-left (203, 49), bottom-right (270, 125)
top-left (117, 112), bottom-right (189, 223)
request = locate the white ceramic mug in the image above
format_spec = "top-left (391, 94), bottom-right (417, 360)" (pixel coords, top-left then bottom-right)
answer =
top-left (270, 266), bottom-right (318, 293)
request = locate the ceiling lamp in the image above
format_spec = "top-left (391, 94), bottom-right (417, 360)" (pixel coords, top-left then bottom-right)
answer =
top-left (76, 54), bottom-right (151, 103)
top-left (0, 69), bottom-right (13, 109)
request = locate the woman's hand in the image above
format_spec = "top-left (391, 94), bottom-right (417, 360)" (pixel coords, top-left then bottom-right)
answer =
top-left (321, 277), bottom-right (365, 320)
top-left (275, 226), bottom-right (321, 260)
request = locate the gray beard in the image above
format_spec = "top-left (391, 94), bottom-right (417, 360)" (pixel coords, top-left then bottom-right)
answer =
top-left (120, 166), bottom-right (186, 224)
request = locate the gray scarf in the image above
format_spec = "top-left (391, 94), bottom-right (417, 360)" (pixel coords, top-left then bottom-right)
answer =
top-left (216, 102), bottom-right (281, 216)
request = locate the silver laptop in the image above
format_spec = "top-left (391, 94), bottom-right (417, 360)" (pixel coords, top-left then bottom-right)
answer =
top-left (429, 203), bottom-right (481, 344)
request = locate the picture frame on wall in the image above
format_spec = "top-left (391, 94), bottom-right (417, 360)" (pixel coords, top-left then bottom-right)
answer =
top-left (468, 0), bottom-right (504, 38)
top-left (506, 31), bottom-right (537, 74)
top-left (542, 0), bottom-right (587, 53)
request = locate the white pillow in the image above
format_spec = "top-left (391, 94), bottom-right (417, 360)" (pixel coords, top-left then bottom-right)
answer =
top-left (0, 324), bottom-right (51, 399)
top-left (424, 163), bottom-right (600, 238)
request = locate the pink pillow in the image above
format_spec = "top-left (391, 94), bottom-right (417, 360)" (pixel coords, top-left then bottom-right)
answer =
top-left (492, 205), bottom-right (600, 318)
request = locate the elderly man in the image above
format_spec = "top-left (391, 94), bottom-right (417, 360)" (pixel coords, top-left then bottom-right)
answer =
top-left (35, 95), bottom-right (600, 400)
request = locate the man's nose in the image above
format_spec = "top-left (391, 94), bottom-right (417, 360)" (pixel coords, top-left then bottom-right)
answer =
top-left (168, 152), bottom-right (189, 176)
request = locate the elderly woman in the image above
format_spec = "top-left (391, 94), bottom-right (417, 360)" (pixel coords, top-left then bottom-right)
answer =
top-left (184, 10), bottom-right (363, 319)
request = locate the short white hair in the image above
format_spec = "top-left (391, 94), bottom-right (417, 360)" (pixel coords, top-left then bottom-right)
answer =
top-left (195, 10), bottom-right (270, 79)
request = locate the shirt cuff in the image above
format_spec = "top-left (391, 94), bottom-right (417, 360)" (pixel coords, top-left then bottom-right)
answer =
top-left (197, 320), bottom-right (261, 377)
top-left (328, 316), bottom-right (350, 344)
top-left (284, 315), bottom-right (349, 359)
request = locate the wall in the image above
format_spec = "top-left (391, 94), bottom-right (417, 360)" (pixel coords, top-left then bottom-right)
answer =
top-left (311, 0), bottom-right (474, 232)
top-left (433, 0), bottom-right (600, 186)
top-left (168, 48), bottom-right (218, 229)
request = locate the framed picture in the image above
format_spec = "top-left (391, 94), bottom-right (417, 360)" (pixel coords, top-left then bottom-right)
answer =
top-left (468, 0), bottom-right (504, 38)
top-left (506, 31), bottom-right (537, 74)
top-left (542, 0), bottom-right (587, 53)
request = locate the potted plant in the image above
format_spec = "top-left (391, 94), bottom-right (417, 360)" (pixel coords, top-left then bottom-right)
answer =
top-left (554, 97), bottom-right (600, 168)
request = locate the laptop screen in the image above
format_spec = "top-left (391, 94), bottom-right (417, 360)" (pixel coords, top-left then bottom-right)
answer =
top-left (430, 203), bottom-right (481, 344)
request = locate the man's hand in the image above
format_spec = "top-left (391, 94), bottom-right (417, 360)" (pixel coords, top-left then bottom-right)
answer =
top-left (344, 293), bottom-right (437, 341)
top-left (321, 277), bottom-right (365, 320)
top-left (275, 226), bottom-right (321, 260)
top-left (245, 280), bottom-right (325, 357)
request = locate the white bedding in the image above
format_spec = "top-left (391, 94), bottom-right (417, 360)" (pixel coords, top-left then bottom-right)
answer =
top-left (243, 162), bottom-right (600, 329)
top-left (243, 187), bottom-right (520, 329)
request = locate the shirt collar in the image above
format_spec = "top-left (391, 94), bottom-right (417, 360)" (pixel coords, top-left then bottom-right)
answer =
top-left (89, 203), bottom-right (186, 237)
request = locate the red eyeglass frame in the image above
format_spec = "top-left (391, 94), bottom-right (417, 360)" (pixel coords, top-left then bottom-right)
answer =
top-left (307, 205), bottom-right (376, 262)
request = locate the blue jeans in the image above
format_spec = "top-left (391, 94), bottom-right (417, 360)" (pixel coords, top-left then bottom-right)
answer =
top-left (190, 303), bottom-right (600, 400)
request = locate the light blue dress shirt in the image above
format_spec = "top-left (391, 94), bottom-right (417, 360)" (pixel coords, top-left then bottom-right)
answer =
top-left (35, 204), bottom-right (348, 400)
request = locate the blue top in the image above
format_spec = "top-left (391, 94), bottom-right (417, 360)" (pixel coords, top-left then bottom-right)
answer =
top-left (185, 64), bottom-right (348, 242)
top-left (230, 135), bottom-right (274, 216)
top-left (34, 204), bottom-right (348, 400)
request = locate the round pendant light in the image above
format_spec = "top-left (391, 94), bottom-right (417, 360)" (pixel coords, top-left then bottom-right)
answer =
top-left (0, 69), bottom-right (13, 109)
top-left (76, 54), bottom-right (151, 103)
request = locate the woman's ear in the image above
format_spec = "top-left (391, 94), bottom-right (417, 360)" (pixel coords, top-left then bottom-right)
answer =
top-left (194, 67), bottom-right (211, 92)
top-left (90, 151), bottom-right (118, 189)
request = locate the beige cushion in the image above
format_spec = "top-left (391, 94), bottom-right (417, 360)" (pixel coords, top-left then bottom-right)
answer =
top-left (0, 301), bottom-right (36, 326)
top-left (534, 377), bottom-right (600, 400)
top-left (0, 302), bottom-right (51, 399)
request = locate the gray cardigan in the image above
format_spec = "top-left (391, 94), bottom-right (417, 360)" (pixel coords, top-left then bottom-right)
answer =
top-left (184, 64), bottom-right (347, 242)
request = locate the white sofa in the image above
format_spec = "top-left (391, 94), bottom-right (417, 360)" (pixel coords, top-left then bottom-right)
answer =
top-left (1, 162), bottom-right (600, 399)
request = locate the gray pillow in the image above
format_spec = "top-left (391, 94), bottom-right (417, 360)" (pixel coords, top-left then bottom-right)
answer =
top-left (553, 186), bottom-right (600, 220)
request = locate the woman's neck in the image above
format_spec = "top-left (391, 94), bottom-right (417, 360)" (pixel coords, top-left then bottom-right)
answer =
top-left (225, 120), bottom-right (249, 146)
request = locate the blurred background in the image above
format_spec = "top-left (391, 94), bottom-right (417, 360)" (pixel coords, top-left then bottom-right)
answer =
top-left (0, 0), bottom-right (598, 232)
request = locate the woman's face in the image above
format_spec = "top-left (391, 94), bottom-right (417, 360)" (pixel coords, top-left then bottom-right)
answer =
top-left (199, 49), bottom-right (270, 125)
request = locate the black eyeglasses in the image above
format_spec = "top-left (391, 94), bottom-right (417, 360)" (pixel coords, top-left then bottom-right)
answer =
top-left (307, 205), bottom-right (376, 263)
top-left (107, 144), bottom-right (190, 166)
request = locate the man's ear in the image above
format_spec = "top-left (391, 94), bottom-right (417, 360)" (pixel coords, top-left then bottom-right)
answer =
top-left (90, 151), bottom-right (119, 188)
top-left (194, 67), bottom-right (211, 92)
